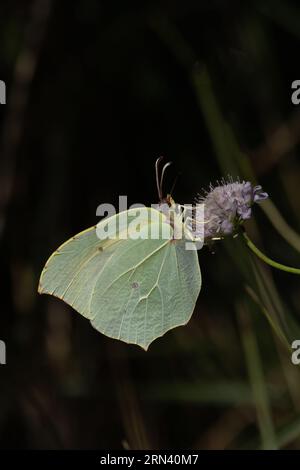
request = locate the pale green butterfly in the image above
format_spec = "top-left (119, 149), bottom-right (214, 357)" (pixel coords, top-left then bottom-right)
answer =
top-left (38, 158), bottom-right (202, 350)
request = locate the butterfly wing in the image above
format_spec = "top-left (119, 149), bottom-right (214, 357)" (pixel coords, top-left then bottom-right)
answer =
top-left (39, 207), bottom-right (201, 350)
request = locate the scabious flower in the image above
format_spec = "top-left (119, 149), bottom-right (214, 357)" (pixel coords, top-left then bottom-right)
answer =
top-left (196, 179), bottom-right (268, 242)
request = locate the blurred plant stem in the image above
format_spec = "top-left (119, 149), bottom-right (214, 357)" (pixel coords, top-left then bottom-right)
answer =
top-left (260, 199), bottom-right (300, 253)
top-left (243, 231), bottom-right (300, 274)
top-left (237, 302), bottom-right (277, 449)
top-left (245, 285), bottom-right (290, 351)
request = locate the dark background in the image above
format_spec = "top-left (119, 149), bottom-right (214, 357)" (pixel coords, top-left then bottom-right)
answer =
top-left (0, 0), bottom-right (300, 449)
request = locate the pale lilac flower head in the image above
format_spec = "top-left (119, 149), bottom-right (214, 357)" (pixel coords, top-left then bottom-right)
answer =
top-left (197, 179), bottom-right (268, 241)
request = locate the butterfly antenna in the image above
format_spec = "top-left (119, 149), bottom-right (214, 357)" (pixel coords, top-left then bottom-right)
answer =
top-left (160, 161), bottom-right (172, 200)
top-left (155, 156), bottom-right (164, 201)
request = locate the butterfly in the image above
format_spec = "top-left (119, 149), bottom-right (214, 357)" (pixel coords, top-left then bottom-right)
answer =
top-left (38, 158), bottom-right (202, 350)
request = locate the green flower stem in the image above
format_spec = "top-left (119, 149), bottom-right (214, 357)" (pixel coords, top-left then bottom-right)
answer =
top-left (242, 231), bottom-right (300, 275)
